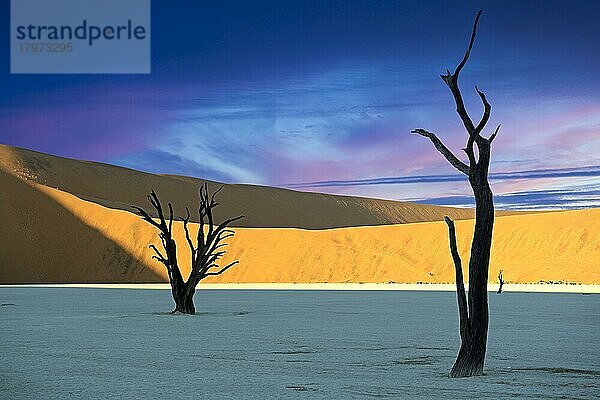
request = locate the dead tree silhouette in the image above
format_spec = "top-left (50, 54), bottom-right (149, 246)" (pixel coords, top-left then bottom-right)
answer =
top-left (133, 183), bottom-right (243, 314)
top-left (497, 270), bottom-right (504, 294)
top-left (411, 10), bottom-right (500, 377)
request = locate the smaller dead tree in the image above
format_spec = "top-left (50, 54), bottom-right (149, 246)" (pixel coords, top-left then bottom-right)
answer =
top-left (497, 270), bottom-right (504, 294)
top-left (133, 183), bottom-right (243, 314)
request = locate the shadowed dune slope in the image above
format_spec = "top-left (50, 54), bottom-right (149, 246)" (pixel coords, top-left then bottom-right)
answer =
top-left (0, 144), bottom-right (491, 229)
top-left (0, 171), bottom-right (161, 283)
top-left (2, 180), bottom-right (598, 284)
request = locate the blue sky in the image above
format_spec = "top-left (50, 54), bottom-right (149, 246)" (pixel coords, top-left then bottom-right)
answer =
top-left (1, 0), bottom-right (599, 209)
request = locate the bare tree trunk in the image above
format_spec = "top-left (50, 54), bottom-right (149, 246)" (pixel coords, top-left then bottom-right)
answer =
top-left (175, 277), bottom-right (199, 314)
top-left (450, 181), bottom-right (493, 377)
top-left (173, 285), bottom-right (196, 314)
top-left (412, 11), bottom-right (501, 377)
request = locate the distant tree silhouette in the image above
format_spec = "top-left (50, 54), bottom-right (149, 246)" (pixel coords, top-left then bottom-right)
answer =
top-left (411, 10), bottom-right (500, 377)
top-left (497, 270), bottom-right (504, 294)
top-left (133, 183), bottom-right (243, 314)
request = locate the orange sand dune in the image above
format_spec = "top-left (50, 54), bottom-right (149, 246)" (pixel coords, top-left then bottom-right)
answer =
top-left (2, 174), bottom-right (598, 284)
top-left (0, 144), bottom-right (492, 229)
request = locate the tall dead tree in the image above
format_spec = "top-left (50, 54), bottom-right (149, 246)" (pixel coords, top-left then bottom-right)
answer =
top-left (411, 10), bottom-right (500, 377)
top-left (133, 183), bottom-right (243, 314)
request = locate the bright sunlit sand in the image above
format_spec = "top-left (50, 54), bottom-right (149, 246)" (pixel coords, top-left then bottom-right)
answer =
top-left (1, 145), bottom-right (599, 286)
top-left (2, 172), bottom-right (599, 285)
top-left (3, 283), bottom-right (599, 293)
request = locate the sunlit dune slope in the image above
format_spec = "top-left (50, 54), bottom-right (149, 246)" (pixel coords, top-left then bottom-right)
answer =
top-left (0, 144), bottom-right (489, 229)
top-left (2, 177), bottom-right (597, 284)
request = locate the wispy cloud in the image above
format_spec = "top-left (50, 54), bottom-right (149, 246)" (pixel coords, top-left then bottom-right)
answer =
top-left (286, 165), bottom-right (600, 188)
top-left (416, 186), bottom-right (600, 210)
